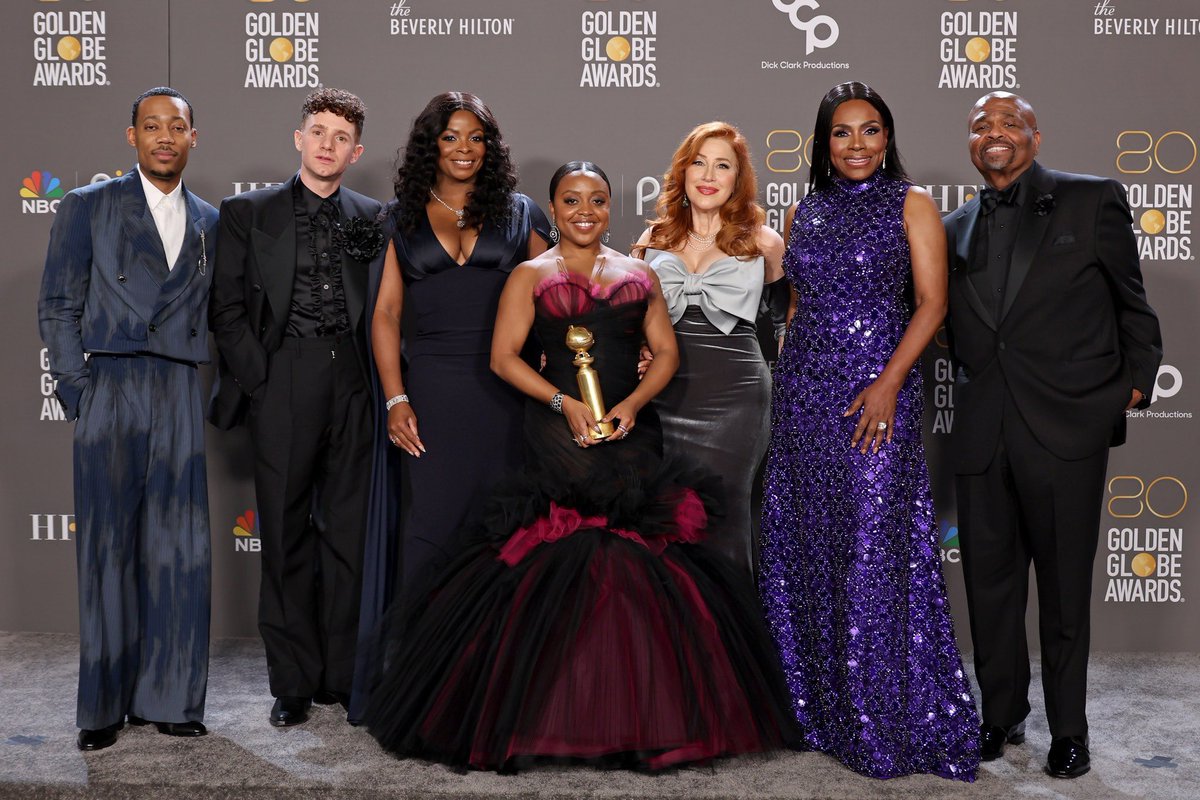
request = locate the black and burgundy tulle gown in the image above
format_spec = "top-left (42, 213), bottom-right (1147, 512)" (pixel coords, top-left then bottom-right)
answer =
top-left (364, 259), bottom-right (797, 771)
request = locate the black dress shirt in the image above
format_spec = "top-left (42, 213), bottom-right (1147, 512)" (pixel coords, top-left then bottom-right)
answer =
top-left (287, 180), bottom-right (350, 338)
top-left (970, 170), bottom-right (1028, 321)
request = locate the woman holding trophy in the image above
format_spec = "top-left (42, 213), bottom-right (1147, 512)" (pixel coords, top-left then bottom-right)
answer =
top-left (364, 162), bottom-right (797, 771)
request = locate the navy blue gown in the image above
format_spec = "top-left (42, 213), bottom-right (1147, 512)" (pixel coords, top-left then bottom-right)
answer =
top-left (350, 194), bottom-right (548, 722)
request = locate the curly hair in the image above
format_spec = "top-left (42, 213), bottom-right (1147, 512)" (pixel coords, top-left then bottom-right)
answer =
top-left (300, 88), bottom-right (366, 138)
top-left (808, 81), bottom-right (909, 193)
top-left (638, 122), bottom-right (764, 260)
top-left (391, 92), bottom-right (517, 233)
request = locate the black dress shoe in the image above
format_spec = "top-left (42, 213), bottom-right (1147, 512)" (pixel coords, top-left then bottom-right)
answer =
top-left (270, 696), bottom-right (312, 727)
top-left (311, 689), bottom-right (348, 707)
top-left (127, 715), bottom-right (207, 737)
top-left (979, 721), bottom-right (1026, 761)
top-left (1046, 735), bottom-right (1090, 778)
top-left (77, 722), bottom-right (123, 751)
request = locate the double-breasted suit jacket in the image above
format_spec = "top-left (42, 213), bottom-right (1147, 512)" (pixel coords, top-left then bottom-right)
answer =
top-left (40, 170), bottom-right (218, 416)
top-left (943, 161), bottom-right (1162, 472)
top-left (38, 169), bottom-right (218, 729)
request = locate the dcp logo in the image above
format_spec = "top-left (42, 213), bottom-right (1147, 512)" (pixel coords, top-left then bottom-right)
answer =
top-left (772, 0), bottom-right (839, 56)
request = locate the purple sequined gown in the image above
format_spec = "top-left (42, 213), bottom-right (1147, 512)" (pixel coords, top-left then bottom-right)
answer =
top-left (760, 171), bottom-right (979, 780)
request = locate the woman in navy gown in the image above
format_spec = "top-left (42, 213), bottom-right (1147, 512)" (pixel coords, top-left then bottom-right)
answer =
top-left (759, 82), bottom-right (980, 779)
top-left (370, 92), bottom-right (549, 590)
top-left (350, 92), bottom-right (548, 722)
top-left (364, 162), bottom-right (796, 771)
top-left (635, 122), bottom-right (787, 578)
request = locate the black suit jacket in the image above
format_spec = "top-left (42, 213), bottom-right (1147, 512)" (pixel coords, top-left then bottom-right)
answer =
top-left (943, 161), bottom-right (1162, 472)
top-left (209, 175), bottom-right (383, 429)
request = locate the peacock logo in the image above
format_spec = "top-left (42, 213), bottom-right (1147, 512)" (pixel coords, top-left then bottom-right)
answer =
top-left (20, 171), bottom-right (64, 200)
top-left (20, 170), bottom-right (66, 214)
top-left (233, 508), bottom-right (261, 552)
top-left (940, 521), bottom-right (961, 564)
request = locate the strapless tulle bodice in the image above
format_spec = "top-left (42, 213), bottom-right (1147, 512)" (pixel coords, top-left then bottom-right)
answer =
top-left (532, 269), bottom-right (651, 409)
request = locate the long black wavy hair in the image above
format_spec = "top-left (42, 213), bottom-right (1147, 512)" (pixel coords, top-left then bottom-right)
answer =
top-left (391, 91), bottom-right (517, 232)
top-left (808, 81), bottom-right (910, 193)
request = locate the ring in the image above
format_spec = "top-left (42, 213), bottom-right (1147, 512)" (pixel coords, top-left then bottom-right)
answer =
top-left (617, 424), bottom-right (629, 434)
top-left (389, 435), bottom-right (398, 444)
top-left (876, 421), bottom-right (888, 431)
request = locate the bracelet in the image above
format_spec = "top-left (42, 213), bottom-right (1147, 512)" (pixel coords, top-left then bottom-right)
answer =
top-left (549, 392), bottom-right (565, 414)
top-left (385, 394), bottom-right (410, 411)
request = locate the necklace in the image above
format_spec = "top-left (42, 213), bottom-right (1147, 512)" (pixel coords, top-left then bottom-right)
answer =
top-left (429, 188), bottom-right (465, 228)
top-left (686, 229), bottom-right (717, 251)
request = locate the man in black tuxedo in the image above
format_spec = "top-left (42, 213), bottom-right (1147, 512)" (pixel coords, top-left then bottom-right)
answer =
top-left (210, 88), bottom-right (383, 726)
top-left (943, 92), bottom-right (1162, 778)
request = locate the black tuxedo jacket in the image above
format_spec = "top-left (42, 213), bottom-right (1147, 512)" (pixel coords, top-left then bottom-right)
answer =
top-left (943, 161), bottom-right (1162, 472)
top-left (209, 175), bottom-right (383, 429)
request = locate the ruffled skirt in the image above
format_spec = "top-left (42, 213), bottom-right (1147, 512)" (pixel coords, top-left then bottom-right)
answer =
top-left (364, 463), bottom-right (797, 772)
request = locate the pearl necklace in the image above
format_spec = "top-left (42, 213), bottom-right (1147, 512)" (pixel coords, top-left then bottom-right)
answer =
top-left (429, 188), bottom-right (466, 228)
top-left (686, 229), bottom-right (717, 251)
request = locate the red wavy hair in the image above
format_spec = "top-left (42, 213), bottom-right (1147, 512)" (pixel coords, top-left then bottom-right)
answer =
top-left (638, 122), bottom-right (764, 259)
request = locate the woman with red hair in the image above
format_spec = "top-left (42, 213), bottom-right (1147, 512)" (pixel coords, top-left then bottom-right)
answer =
top-left (635, 122), bottom-right (788, 578)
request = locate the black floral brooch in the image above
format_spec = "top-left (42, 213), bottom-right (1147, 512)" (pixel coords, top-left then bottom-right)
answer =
top-left (336, 216), bottom-right (385, 262)
top-left (1032, 193), bottom-right (1056, 217)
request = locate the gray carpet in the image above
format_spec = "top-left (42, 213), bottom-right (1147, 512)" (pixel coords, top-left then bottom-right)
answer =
top-left (1, 632), bottom-right (1196, 799)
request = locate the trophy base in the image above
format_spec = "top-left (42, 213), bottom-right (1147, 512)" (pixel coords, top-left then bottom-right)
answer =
top-left (590, 420), bottom-right (615, 440)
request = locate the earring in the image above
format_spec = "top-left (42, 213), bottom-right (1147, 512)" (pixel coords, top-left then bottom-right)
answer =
top-left (682, 196), bottom-right (689, 208)
top-left (882, 153), bottom-right (887, 170)
top-left (549, 224), bottom-right (560, 244)
top-left (602, 230), bottom-right (611, 244)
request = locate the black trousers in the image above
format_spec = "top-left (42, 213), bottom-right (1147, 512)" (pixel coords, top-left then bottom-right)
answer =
top-left (251, 336), bottom-right (372, 698)
top-left (956, 394), bottom-right (1108, 739)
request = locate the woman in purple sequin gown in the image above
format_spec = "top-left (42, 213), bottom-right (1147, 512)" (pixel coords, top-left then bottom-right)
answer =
top-left (759, 82), bottom-right (980, 780)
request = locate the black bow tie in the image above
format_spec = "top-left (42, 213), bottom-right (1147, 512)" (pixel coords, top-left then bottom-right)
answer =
top-left (979, 183), bottom-right (1018, 216)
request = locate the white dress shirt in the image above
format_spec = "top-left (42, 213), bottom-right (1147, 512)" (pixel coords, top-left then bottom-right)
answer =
top-left (137, 167), bottom-right (187, 269)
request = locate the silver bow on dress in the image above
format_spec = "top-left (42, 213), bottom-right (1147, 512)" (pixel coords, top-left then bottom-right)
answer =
top-left (646, 249), bottom-right (765, 334)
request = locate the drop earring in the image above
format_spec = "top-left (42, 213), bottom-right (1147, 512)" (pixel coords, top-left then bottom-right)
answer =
top-left (549, 224), bottom-right (560, 244)
top-left (602, 230), bottom-right (611, 244)
top-left (682, 196), bottom-right (689, 208)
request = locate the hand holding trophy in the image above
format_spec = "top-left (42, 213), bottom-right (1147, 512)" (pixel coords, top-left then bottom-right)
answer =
top-left (566, 325), bottom-right (614, 440)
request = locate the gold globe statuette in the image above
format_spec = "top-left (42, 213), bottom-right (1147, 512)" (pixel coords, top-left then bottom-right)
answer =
top-left (565, 325), bottom-right (615, 440)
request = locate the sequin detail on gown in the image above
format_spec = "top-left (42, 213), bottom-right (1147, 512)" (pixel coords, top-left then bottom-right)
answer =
top-left (759, 171), bottom-right (980, 780)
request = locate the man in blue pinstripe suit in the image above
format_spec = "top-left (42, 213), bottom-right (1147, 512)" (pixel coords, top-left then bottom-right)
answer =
top-left (38, 88), bottom-right (219, 752)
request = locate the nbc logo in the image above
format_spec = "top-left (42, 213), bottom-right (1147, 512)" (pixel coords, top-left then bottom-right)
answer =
top-left (233, 509), bottom-right (262, 552)
top-left (21, 170), bottom-right (65, 214)
top-left (940, 522), bottom-right (961, 564)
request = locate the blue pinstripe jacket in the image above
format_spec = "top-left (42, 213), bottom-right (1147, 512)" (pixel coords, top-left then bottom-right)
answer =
top-left (37, 170), bottom-right (219, 419)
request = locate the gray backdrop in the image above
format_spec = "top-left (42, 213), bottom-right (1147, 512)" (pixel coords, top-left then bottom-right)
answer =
top-left (2, 0), bottom-right (1195, 650)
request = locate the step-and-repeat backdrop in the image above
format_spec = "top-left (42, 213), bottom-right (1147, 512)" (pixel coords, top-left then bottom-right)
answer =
top-left (1, 0), bottom-right (1195, 646)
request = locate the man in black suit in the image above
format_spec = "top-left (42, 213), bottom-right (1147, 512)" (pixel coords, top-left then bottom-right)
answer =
top-left (943, 92), bottom-right (1162, 778)
top-left (210, 88), bottom-right (383, 726)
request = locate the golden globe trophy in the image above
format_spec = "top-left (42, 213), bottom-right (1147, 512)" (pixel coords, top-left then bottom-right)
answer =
top-left (565, 325), bottom-right (614, 439)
